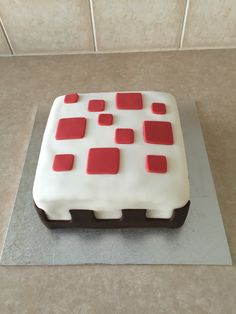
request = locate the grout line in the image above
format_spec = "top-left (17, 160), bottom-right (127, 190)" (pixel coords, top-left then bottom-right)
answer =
top-left (0, 16), bottom-right (14, 55)
top-left (179, 0), bottom-right (190, 49)
top-left (88, 0), bottom-right (98, 52)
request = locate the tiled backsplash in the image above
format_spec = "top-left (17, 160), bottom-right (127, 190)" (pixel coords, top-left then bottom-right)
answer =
top-left (0, 22), bottom-right (11, 54)
top-left (0, 0), bottom-right (236, 56)
top-left (92, 0), bottom-right (186, 51)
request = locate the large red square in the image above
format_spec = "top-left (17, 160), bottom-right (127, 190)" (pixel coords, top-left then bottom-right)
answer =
top-left (87, 148), bottom-right (120, 174)
top-left (53, 154), bottom-right (74, 171)
top-left (64, 93), bottom-right (79, 103)
top-left (145, 155), bottom-right (167, 173)
top-left (115, 128), bottom-right (134, 144)
top-left (143, 121), bottom-right (173, 145)
top-left (116, 92), bottom-right (143, 110)
top-left (88, 99), bottom-right (105, 112)
top-left (56, 117), bottom-right (86, 140)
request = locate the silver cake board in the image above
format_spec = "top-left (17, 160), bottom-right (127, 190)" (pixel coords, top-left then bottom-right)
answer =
top-left (0, 102), bottom-right (232, 265)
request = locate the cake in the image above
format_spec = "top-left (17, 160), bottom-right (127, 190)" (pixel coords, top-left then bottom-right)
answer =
top-left (33, 91), bottom-right (190, 228)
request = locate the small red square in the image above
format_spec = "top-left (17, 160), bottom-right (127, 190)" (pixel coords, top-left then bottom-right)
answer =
top-left (143, 121), bottom-right (173, 145)
top-left (146, 155), bottom-right (167, 173)
top-left (151, 103), bottom-right (166, 114)
top-left (88, 99), bottom-right (105, 112)
top-left (116, 92), bottom-right (143, 110)
top-left (98, 114), bottom-right (113, 126)
top-left (64, 93), bottom-right (79, 103)
top-left (53, 154), bottom-right (74, 171)
top-left (56, 117), bottom-right (86, 140)
top-left (115, 128), bottom-right (134, 144)
top-left (87, 148), bottom-right (120, 174)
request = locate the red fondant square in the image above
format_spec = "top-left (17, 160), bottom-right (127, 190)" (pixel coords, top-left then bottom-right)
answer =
top-left (88, 99), bottom-right (105, 112)
top-left (98, 114), bottom-right (113, 126)
top-left (116, 92), bottom-right (143, 110)
top-left (53, 154), bottom-right (74, 171)
top-left (151, 103), bottom-right (166, 114)
top-left (87, 148), bottom-right (120, 174)
top-left (115, 128), bottom-right (134, 144)
top-left (64, 93), bottom-right (79, 103)
top-left (143, 121), bottom-right (173, 145)
top-left (146, 155), bottom-right (167, 173)
top-left (56, 117), bottom-right (86, 140)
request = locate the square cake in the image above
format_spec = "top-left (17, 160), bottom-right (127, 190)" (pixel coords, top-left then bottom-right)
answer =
top-left (33, 91), bottom-right (190, 228)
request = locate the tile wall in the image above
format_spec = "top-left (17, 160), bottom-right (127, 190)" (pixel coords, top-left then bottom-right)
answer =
top-left (0, 0), bottom-right (235, 55)
top-left (0, 22), bottom-right (11, 55)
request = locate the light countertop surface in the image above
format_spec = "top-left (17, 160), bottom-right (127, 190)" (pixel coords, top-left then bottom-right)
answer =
top-left (0, 50), bottom-right (235, 313)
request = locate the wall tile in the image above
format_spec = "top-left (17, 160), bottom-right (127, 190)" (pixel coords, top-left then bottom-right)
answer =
top-left (92, 0), bottom-right (186, 51)
top-left (183, 0), bottom-right (236, 48)
top-left (0, 0), bottom-right (94, 54)
top-left (0, 25), bottom-right (11, 55)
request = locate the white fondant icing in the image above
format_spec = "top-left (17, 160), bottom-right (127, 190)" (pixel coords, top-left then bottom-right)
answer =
top-left (33, 91), bottom-right (190, 220)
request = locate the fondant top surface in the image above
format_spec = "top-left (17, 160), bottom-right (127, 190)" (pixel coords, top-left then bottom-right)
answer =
top-left (33, 91), bottom-right (190, 220)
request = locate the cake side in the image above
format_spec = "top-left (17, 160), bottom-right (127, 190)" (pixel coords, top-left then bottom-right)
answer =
top-left (33, 91), bottom-right (190, 221)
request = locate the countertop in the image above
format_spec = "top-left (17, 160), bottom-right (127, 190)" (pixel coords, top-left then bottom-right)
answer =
top-left (0, 49), bottom-right (235, 313)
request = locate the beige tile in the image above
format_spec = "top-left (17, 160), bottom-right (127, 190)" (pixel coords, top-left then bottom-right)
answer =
top-left (0, 0), bottom-right (94, 54)
top-left (0, 25), bottom-right (11, 55)
top-left (92, 0), bottom-right (186, 51)
top-left (183, 0), bottom-right (236, 48)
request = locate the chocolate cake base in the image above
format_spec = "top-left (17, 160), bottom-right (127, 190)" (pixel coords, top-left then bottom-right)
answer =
top-left (34, 201), bottom-right (190, 229)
